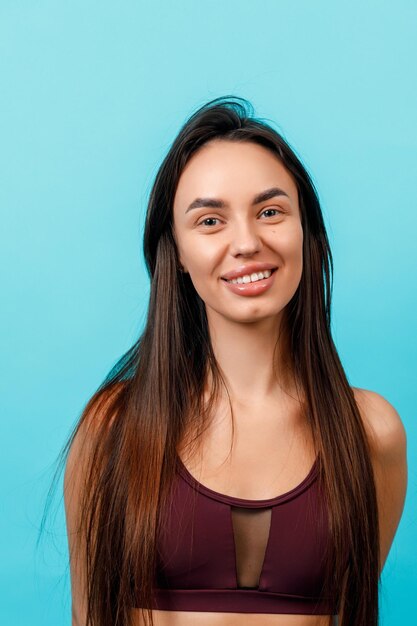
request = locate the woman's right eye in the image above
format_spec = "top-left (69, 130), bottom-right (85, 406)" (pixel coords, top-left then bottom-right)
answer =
top-left (198, 217), bottom-right (220, 227)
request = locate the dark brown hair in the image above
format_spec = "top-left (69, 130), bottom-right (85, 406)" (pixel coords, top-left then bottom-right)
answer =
top-left (45, 96), bottom-right (380, 625)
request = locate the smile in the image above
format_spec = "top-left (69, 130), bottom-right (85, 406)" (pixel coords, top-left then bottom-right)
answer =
top-left (222, 268), bottom-right (277, 285)
top-left (221, 268), bottom-right (278, 297)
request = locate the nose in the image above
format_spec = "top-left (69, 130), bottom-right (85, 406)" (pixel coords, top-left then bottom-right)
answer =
top-left (228, 220), bottom-right (262, 257)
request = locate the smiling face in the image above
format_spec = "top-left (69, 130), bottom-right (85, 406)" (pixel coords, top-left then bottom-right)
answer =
top-left (172, 140), bottom-right (304, 326)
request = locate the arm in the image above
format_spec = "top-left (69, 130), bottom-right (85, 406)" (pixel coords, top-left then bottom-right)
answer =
top-left (64, 384), bottom-right (124, 626)
top-left (352, 387), bottom-right (408, 572)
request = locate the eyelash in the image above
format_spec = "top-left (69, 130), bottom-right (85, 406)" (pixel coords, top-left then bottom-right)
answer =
top-left (197, 208), bottom-right (284, 228)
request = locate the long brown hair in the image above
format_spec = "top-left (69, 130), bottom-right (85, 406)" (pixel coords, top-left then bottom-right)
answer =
top-left (46, 96), bottom-right (380, 625)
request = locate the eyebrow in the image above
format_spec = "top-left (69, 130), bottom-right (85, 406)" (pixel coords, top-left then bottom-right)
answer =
top-left (185, 186), bottom-right (290, 213)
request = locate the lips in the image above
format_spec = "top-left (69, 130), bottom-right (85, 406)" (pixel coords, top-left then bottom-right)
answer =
top-left (221, 263), bottom-right (278, 281)
top-left (222, 266), bottom-right (278, 296)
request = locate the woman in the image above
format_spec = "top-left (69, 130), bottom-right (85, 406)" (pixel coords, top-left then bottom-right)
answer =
top-left (64, 96), bottom-right (408, 626)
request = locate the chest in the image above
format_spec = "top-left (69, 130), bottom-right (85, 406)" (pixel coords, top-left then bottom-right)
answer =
top-left (154, 453), bottom-right (337, 614)
top-left (178, 402), bottom-right (316, 501)
top-left (148, 401), bottom-right (345, 616)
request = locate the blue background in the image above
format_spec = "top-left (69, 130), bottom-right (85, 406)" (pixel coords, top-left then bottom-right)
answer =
top-left (1, 1), bottom-right (416, 624)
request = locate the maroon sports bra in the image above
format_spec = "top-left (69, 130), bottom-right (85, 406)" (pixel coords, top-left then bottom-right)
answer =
top-left (139, 453), bottom-right (343, 616)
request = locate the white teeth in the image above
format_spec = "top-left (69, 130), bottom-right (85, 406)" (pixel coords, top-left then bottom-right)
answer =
top-left (227, 269), bottom-right (273, 284)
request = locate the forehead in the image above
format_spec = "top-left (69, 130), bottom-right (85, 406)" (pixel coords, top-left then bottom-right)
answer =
top-left (173, 140), bottom-right (299, 212)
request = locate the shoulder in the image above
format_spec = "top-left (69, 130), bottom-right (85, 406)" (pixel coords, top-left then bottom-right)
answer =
top-left (351, 386), bottom-right (407, 463)
top-left (82, 380), bottom-right (128, 435)
top-left (351, 387), bottom-right (408, 571)
top-left (65, 381), bottom-right (127, 484)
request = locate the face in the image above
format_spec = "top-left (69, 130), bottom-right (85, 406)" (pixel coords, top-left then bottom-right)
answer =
top-left (172, 140), bottom-right (303, 326)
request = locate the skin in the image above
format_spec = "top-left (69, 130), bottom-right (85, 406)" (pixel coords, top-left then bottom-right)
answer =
top-left (173, 139), bottom-right (303, 405)
top-left (65, 140), bottom-right (408, 626)
top-left (131, 140), bottom-right (408, 626)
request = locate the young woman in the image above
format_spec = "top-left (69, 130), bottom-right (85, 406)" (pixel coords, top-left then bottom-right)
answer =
top-left (63, 96), bottom-right (408, 626)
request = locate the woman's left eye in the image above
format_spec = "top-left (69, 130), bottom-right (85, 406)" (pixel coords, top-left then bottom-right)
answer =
top-left (261, 208), bottom-right (281, 218)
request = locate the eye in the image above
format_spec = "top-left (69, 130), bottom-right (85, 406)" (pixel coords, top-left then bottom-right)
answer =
top-left (260, 208), bottom-right (283, 218)
top-left (197, 217), bottom-right (221, 227)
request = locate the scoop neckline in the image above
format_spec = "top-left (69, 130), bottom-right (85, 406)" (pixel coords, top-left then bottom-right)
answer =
top-left (176, 453), bottom-right (320, 508)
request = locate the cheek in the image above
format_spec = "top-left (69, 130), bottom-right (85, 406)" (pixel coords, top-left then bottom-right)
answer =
top-left (289, 231), bottom-right (304, 279)
top-left (187, 273), bottom-right (217, 309)
top-left (293, 233), bottom-right (304, 269)
top-left (185, 251), bottom-right (226, 306)
top-left (182, 249), bottom-right (216, 294)
top-left (270, 223), bottom-right (303, 263)
top-left (183, 238), bottom-right (222, 275)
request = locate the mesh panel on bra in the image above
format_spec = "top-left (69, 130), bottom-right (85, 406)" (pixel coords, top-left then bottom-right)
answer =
top-left (230, 506), bottom-right (272, 589)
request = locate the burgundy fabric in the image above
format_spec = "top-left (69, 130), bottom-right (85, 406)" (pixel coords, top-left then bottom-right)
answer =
top-left (138, 453), bottom-right (343, 615)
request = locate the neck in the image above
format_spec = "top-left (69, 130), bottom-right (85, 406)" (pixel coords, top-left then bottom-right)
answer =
top-left (204, 308), bottom-right (299, 406)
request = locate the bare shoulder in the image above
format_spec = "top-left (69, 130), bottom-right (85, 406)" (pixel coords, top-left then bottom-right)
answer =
top-left (351, 386), bottom-right (407, 462)
top-left (351, 386), bottom-right (408, 571)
